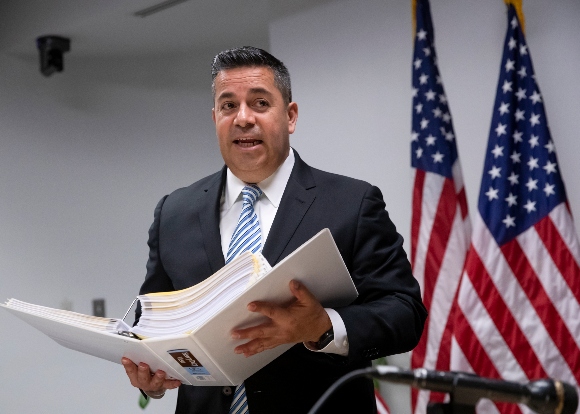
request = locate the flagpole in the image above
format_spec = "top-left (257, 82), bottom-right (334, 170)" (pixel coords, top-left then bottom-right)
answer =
top-left (504, 0), bottom-right (525, 34)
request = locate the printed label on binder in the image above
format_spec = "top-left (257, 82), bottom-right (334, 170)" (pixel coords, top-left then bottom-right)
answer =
top-left (167, 349), bottom-right (215, 381)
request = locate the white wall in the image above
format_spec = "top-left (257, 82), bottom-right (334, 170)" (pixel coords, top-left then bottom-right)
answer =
top-left (1, 1), bottom-right (580, 413)
top-left (268, 0), bottom-right (580, 412)
top-left (0, 51), bottom-right (223, 413)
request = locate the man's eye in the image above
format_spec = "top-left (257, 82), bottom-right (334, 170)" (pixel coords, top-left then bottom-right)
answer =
top-left (255, 99), bottom-right (269, 107)
top-left (221, 102), bottom-right (235, 110)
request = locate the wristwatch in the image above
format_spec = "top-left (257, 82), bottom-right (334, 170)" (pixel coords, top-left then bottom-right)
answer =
top-left (315, 328), bottom-right (334, 349)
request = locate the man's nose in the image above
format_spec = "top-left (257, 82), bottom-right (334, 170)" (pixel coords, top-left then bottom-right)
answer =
top-left (234, 103), bottom-right (255, 127)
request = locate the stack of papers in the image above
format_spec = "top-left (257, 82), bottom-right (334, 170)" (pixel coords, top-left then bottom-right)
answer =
top-left (133, 252), bottom-right (271, 337)
top-left (4, 298), bottom-right (131, 333)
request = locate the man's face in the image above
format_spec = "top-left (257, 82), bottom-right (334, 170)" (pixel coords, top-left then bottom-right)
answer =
top-left (212, 66), bottom-right (298, 183)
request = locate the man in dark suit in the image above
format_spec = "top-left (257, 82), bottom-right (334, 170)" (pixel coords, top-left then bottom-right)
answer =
top-left (122, 46), bottom-right (427, 414)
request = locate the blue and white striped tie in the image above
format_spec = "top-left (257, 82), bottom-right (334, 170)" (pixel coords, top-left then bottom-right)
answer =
top-left (227, 184), bottom-right (262, 414)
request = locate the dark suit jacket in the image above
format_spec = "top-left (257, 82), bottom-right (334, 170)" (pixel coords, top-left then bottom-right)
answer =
top-left (136, 151), bottom-right (427, 414)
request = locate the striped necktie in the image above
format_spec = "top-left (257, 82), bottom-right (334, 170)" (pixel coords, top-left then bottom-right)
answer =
top-left (227, 184), bottom-right (262, 414)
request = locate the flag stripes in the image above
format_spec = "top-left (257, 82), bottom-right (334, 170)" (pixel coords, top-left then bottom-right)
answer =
top-left (409, 1), bottom-right (471, 412)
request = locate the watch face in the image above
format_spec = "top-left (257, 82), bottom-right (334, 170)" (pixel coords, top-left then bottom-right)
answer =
top-left (317, 328), bottom-right (334, 349)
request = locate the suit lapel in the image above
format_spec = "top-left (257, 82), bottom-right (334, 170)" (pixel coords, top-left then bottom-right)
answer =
top-left (197, 167), bottom-right (227, 274)
top-left (262, 151), bottom-right (316, 265)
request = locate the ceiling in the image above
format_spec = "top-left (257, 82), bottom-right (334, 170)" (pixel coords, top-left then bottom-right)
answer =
top-left (0, 0), bottom-right (337, 58)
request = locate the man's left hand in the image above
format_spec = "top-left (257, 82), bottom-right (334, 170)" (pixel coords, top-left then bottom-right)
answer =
top-left (231, 280), bottom-right (332, 357)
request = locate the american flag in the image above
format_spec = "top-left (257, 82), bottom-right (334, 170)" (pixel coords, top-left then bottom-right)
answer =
top-left (409, 0), bottom-right (471, 413)
top-left (450, 4), bottom-right (580, 413)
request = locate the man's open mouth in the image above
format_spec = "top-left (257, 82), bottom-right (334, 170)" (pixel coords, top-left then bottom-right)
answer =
top-left (234, 139), bottom-right (263, 147)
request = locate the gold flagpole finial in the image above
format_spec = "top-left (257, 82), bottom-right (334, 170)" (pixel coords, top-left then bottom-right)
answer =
top-left (504, 0), bottom-right (526, 34)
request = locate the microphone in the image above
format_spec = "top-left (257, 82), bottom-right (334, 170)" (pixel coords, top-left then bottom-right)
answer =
top-left (371, 366), bottom-right (578, 414)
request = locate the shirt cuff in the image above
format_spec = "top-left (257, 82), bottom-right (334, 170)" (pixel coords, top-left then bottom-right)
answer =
top-left (304, 308), bottom-right (349, 356)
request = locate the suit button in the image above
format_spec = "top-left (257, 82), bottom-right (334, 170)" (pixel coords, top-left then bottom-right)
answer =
top-left (222, 386), bottom-right (232, 396)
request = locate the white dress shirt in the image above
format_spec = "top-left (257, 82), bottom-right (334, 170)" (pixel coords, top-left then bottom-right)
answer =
top-left (219, 148), bottom-right (348, 356)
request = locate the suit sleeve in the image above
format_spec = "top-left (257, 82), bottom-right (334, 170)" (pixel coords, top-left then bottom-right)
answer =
top-left (335, 185), bottom-right (427, 363)
top-left (134, 195), bottom-right (175, 325)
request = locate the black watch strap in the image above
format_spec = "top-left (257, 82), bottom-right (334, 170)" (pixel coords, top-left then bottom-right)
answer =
top-left (316, 328), bottom-right (334, 349)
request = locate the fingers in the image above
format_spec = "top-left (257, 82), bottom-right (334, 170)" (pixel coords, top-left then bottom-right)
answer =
top-left (230, 280), bottom-right (332, 356)
top-left (121, 357), bottom-right (181, 392)
top-left (234, 337), bottom-right (276, 357)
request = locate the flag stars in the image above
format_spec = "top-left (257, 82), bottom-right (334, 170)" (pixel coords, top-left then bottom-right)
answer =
top-left (529, 135), bottom-right (539, 148)
top-left (421, 118), bottom-right (429, 129)
top-left (425, 89), bottom-right (436, 101)
top-left (417, 29), bottom-right (427, 40)
top-left (508, 37), bottom-right (517, 50)
top-left (426, 135), bottom-right (437, 146)
top-left (423, 47), bottom-right (431, 56)
top-left (513, 130), bottom-right (523, 142)
top-left (415, 147), bottom-right (424, 159)
top-left (442, 113), bottom-right (451, 123)
top-left (523, 200), bottom-right (536, 213)
top-left (491, 144), bottom-right (504, 158)
top-left (489, 165), bottom-right (502, 179)
top-left (503, 214), bottom-right (516, 228)
top-left (516, 88), bottom-right (527, 101)
top-left (414, 58), bottom-right (422, 69)
top-left (412, 88), bottom-right (418, 98)
top-left (505, 192), bottom-right (518, 207)
top-left (486, 187), bottom-right (499, 201)
top-left (419, 73), bottom-right (429, 85)
top-left (502, 80), bottom-right (513, 93)
top-left (543, 161), bottom-right (557, 174)
top-left (530, 113), bottom-right (541, 127)
top-left (445, 131), bottom-right (455, 141)
top-left (545, 141), bottom-right (555, 153)
top-left (526, 178), bottom-right (539, 191)
top-left (495, 123), bottom-right (507, 136)
top-left (517, 66), bottom-right (527, 78)
top-left (432, 151), bottom-right (444, 163)
top-left (530, 91), bottom-right (542, 104)
top-left (520, 44), bottom-right (528, 55)
top-left (498, 102), bottom-right (510, 115)
top-left (411, 131), bottom-right (419, 142)
top-left (436, 75), bottom-right (442, 85)
top-left (432, 107), bottom-right (442, 118)
top-left (507, 172), bottom-right (519, 185)
top-left (511, 17), bottom-right (518, 29)
top-left (439, 94), bottom-right (448, 104)
top-left (528, 157), bottom-right (539, 170)
top-left (514, 109), bottom-right (526, 122)
top-left (510, 151), bottom-right (521, 163)
top-left (505, 59), bottom-right (515, 72)
top-left (415, 103), bottom-right (423, 114)
top-left (544, 183), bottom-right (556, 196)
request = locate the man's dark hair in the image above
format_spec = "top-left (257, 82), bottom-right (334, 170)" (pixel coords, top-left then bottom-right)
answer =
top-left (211, 46), bottom-right (292, 104)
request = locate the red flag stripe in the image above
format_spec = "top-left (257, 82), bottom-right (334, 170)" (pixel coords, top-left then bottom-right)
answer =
top-left (422, 177), bottom-right (458, 310)
top-left (411, 169), bottom-right (426, 266)
top-left (536, 210), bottom-right (580, 305)
top-left (549, 204), bottom-right (580, 262)
top-left (456, 270), bottom-right (528, 381)
top-left (469, 214), bottom-right (575, 378)
top-left (501, 235), bottom-right (580, 384)
top-left (520, 213), bottom-right (580, 335)
top-left (452, 305), bottom-right (523, 414)
top-left (464, 248), bottom-right (548, 380)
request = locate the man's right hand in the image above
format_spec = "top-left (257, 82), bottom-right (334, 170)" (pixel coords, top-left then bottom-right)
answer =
top-left (122, 357), bottom-right (181, 398)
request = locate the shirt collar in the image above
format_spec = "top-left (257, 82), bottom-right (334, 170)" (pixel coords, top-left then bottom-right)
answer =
top-left (224, 148), bottom-right (295, 210)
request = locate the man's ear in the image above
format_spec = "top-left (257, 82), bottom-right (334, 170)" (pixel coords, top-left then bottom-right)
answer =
top-left (287, 102), bottom-right (298, 134)
top-left (212, 108), bottom-right (216, 124)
